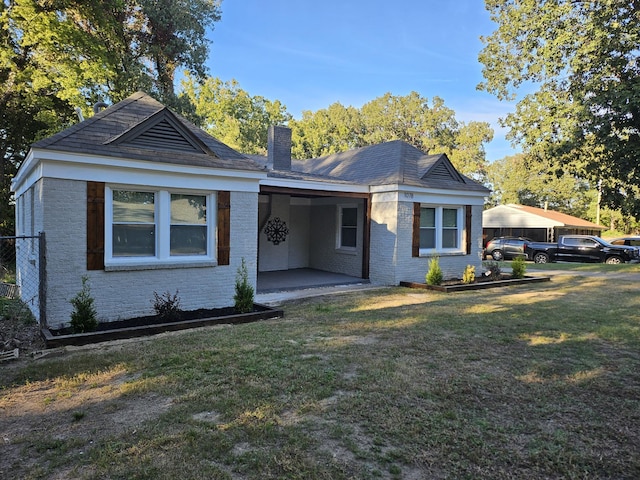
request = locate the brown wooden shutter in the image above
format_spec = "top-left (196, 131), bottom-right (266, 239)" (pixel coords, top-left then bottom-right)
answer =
top-left (465, 205), bottom-right (472, 255)
top-left (412, 202), bottom-right (421, 257)
top-left (87, 181), bottom-right (105, 270)
top-left (217, 191), bottom-right (230, 265)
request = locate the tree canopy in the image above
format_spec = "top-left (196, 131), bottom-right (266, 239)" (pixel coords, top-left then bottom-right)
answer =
top-left (1, 1), bottom-right (494, 235)
top-left (181, 75), bottom-right (292, 155)
top-left (479, 0), bottom-right (640, 217)
top-left (290, 92), bottom-right (493, 180)
top-left (0, 0), bottom-right (221, 234)
top-left (486, 153), bottom-right (592, 218)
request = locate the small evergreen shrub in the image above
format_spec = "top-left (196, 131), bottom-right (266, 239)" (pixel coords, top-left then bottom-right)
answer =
top-left (426, 257), bottom-right (443, 286)
top-left (152, 290), bottom-right (182, 322)
top-left (70, 276), bottom-right (98, 333)
top-left (234, 258), bottom-right (254, 313)
top-left (484, 261), bottom-right (502, 281)
top-left (462, 265), bottom-right (476, 284)
top-left (511, 256), bottom-right (527, 279)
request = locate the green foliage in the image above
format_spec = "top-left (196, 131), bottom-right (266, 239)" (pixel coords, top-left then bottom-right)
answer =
top-left (426, 257), bottom-right (443, 286)
top-left (479, 0), bottom-right (640, 217)
top-left (181, 75), bottom-right (292, 154)
top-left (486, 153), bottom-right (591, 219)
top-left (152, 290), bottom-right (182, 322)
top-left (462, 265), bottom-right (476, 284)
top-left (0, 0), bottom-right (222, 234)
top-left (290, 92), bottom-right (493, 178)
top-left (70, 276), bottom-right (98, 333)
top-left (511, 257), bottom-right (527, 279)
top-left (1, 297), bottom-right (35, 324)
top-left (234, 258), bottom-right (254, 314)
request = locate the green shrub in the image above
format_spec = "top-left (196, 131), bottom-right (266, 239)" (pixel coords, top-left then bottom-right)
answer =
top-left (152, 290), bottom-right (182, 322)
top-left (426, 257), bottom-right (443, 286)
top-left (484, 261), bottom-right (502, 281)
top-left (511, 256), bottom-right (527, 279)
top-left (462, 265), bottom-right (476, 284)
top-left (234, 258), bottom-right (254, 313)
top-left (70, 276), bottom-right (98, 333)
top-left (1, 298), bottom-right (35, 324)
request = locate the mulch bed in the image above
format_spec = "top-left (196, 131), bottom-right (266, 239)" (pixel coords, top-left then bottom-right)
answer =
top-left (400, 274), bottom-right (551, 292)
top-left (42, 303), bottom-right (284, 348)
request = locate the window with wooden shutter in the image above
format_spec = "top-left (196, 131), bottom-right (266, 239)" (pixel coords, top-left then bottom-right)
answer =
top-left (103, 187), bottom-right (218, 267)
top-left (87, 181), bottom-right (105, 270)
top-left (412, 203), bottom-right (421, 257)
top-left (217, 191), bottom-right (230, 265)
top-left (465, 205), bottom-right (472, 255)
top-left (413, 203), bottom-right (465, 255)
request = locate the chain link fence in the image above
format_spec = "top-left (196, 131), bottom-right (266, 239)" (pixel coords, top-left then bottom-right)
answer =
top-left (0, 234), bottom-right (45, 325)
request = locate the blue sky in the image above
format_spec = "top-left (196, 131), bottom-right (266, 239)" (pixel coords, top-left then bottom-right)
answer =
top-left (205, 0), bottom-right (518, 161)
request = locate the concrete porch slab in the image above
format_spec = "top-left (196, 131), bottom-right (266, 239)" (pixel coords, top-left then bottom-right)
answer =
top-left (257, 268), bottom-right (368, 293)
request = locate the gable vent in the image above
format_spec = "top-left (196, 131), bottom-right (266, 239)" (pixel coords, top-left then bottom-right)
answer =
top-left (423, 161), bottom-right (464, 183)
top-left (428, 162), bottom-right (457, 181)
top-left (125, 119), bottom-right (201, 152)
top-left (106, 108), bottom-right (212, 155)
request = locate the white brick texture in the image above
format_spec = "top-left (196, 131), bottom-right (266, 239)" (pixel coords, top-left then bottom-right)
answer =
top-left (40, 178), bottom-right (258, 329)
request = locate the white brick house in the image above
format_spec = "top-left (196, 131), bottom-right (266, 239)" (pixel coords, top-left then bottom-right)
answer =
top-left (12, 92), bottom-right (489, 329)
top-left (256, 127), bottom-right (489, 286)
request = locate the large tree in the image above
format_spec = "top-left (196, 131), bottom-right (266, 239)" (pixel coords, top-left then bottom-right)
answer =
top-left (486, 153), bottom-right (592, 218)
top-left (181, 75), bottom-right (292, 155)
top-left (291, 92), bottom-right (493, 179)
top-left (479, 0), bottom-right (640, 216)
top-left (0, 0), bottom-right (221, 234)
top-left (290, 102), bottom-right (366, 158)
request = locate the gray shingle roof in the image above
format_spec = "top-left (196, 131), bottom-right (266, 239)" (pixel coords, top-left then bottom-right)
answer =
top-left (33, 92), bottom-right (265, 172)
top-left (257, 140), bottom-right (489, 193)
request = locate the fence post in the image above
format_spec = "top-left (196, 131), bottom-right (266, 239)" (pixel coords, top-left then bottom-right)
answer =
top-left (39, 232), bottom-right (47, 327)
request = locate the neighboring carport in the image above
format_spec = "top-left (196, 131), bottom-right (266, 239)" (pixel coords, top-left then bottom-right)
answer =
top-left (483, 204), bottom-right (605, 243)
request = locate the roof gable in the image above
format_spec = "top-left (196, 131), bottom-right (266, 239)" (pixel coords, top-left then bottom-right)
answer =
top-left (29, 91), bottom-right (263, 171)
top-left (483, 204), bottom-right (604, 229)
top-left (508, 204), bottom-right (604, 229)
top-left (282, 140), bottom-right (488, 193)
top-left (420, 155), bottom-right (465, 183)
top-left (105, 108), bottom-right (215, 156)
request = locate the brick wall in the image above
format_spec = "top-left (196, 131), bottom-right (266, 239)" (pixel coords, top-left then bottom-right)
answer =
top-left (309, 199), bottom-right (364, 278)
top-left (370, 196), bottom-right (485, 285)
top-left (41, 178), bottom-right (258, 329)
top-left (369, 198), bottom-right (399, 285)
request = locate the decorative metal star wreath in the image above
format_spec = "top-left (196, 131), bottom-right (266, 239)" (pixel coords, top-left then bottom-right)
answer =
top-left (264, 217), bottom-right (289, 245)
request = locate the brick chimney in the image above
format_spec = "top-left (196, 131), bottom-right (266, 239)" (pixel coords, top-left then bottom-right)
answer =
top-left (267, 125), bottom-right (291, 171)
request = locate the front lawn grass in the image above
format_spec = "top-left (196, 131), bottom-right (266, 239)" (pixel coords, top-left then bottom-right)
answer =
top-left (2, 275), bottom-right (640, 479)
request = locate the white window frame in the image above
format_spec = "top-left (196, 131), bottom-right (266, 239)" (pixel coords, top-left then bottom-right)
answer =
top-left (336, 204), bottom-right (358, 252)
top-left (419, 205), bottom-right (464, 255)
top-left (105, 186), bottom-right (216, 268)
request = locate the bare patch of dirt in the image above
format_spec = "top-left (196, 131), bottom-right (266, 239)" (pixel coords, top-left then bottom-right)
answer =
top-left (0, 364), bottom-right (173, 478)
top-left (0, 316), bottom-right (45, 358)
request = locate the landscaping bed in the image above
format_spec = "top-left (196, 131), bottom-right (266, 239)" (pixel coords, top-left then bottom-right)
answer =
top-left (41, 303), bottom-right (284, 348)
top-left (400, 274), bottom-right (550, 292)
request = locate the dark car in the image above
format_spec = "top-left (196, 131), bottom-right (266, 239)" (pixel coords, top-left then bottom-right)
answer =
top-left (609, 236), bottom-right (640, 247)
top-left (525, 235), bottom-right (639, 264)
top-left (609, 236), bottom-right (640, 260)
top-left (484, 236), bottom-right (532, 261)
